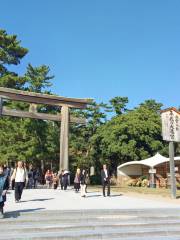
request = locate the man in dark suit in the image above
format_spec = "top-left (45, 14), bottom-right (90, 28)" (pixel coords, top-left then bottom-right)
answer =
top-left (101, 164), bottom-right (110, 197)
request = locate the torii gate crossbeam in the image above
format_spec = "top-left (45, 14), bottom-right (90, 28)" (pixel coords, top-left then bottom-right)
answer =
top-left (0, 87), bottom-right (92, 171)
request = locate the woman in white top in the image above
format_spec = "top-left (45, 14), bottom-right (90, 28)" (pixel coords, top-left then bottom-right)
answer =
top-left (11, 161), bottom-right (28, 203)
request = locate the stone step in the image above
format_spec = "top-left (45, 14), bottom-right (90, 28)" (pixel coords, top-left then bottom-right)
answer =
top-left (1, 217), bottom-right (180, 228)
top-left (1, 214), bottom-right (180, 229)
top-left (0, 214), bottom-right (180, 237)
top-left (0, 228), bottom-right (180, 240)
top-left (0, 221), bottom-right (180, 232)
top-left (3, 208), bottom-right (180, 218)
top-left (4, 207), bottom-right (180, 215)
top-left (4, 208), bottom-right (180, 214)
top-left (2, 213), bottom-right (180, 223)
top-left (1, 209), bottom-right (180, 239)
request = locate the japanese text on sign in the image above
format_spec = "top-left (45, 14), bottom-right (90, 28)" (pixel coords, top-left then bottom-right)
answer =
top-left (161, 108), bottom-right (180, 142)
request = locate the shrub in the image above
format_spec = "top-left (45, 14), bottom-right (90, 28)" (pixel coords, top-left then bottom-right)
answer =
top-left (142, 179), bottom-right (149, 187)
top-left (140, 175), bottom-right (148, 181)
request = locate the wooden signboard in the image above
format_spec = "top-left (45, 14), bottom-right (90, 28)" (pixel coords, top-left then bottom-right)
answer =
top-left (161, 108), bottom-right (180, 142)
top-left (149, 169), bottom-right (156, 174)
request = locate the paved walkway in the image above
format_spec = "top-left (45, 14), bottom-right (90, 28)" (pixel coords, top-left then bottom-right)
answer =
top-left (1, 188), bottom-right (180, 239)
top-left (4, 188), bottom-right (180, 212)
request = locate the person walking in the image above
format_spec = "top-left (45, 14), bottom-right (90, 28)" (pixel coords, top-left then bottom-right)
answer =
top-left (45, 170), bottom-right (53, 189)
top-left (11, 161), bottom-right (28, 203)
top-left (27, 164), bottom-right (34, 189)
top-left (59, 170), bottom-right (64, 190)
top-left (74, 168), bottom-right (81, 192)
top-left (10, 166), bottom-right (15, 190)
top-left (52, 173), bottom-right (59, 190)
top-left (0, 165), bottom-right (9, 218)
top-left (101, 164), bottom-right (111, 197)
top-left (3, 164), bottom-right (10, 177)
top-left (33, 168), bottom-right (40, 189)
top-left (80, 169), bottom-right (87, 197)
top-left (63, 170), bottom-right (69, 190)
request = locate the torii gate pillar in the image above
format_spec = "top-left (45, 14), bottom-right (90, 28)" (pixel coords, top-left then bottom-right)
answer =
top-left (60, 106), bottom-right (69, 171)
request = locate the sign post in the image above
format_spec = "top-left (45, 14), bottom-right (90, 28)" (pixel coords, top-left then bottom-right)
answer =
top-left (0, 97), bottom-right (2, 116)
top-left (169, 141), bottom-right (176, 198)
top-left (161, 108), bottom-right (180, 199)
top-left (149, 168), bottom-right (156, 188)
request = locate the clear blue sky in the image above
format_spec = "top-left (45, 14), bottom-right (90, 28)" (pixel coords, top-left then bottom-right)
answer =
top-left (1, 0), bottom-right (180, 109)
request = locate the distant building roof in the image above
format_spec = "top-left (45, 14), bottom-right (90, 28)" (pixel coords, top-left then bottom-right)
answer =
top-left (117, 152), bottom-right (180, 170)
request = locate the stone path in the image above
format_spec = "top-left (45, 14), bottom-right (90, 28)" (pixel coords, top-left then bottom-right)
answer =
top-left (4, 188), bottom-right (180, 211)
top-left (0, 188), bottom-right (180, 239)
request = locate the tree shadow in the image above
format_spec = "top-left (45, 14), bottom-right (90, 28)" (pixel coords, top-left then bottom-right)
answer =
top-left (86, 194), bottom-right (102, 198)
top-left (31, 198), bottom-right (54, 202)
top-left (20, 198), bottom-right (54, 203)
top-left (4, 208), bottom-right (45, 219)
top-left (85, 193), bottom-right (123, 198)
top-left (109, 194), bottom-right (123, 197)
top-left (87, 190), bottom-right (100, 193)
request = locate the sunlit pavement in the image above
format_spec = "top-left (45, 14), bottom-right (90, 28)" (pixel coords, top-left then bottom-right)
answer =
top-left (0, 188), bottom-right (180, 239)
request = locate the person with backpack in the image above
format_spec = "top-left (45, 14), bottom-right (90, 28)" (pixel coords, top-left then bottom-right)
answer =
top-left (0, 165), bottom-right (9, 218)
top-left (11, 161), bottom-right (28, 203)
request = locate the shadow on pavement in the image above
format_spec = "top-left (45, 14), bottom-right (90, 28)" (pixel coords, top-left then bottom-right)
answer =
top-left (87, 190), bottom-right (100, 193)
top-left (20, 198), bottom-right (54, 203)
top-left (86, 193), bottom-right (123, 198)
top-left (31, 198), bottom-right (54, 202)
top-left (86, 194), bottom-right (102, 198)
top-left (4, 208), bottom-right (45, 219)
top-left (109, 194), bottom-right (123, 197)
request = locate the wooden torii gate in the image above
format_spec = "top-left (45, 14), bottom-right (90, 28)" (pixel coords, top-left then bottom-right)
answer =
top-left (0, 87), bottom-right (91, 170)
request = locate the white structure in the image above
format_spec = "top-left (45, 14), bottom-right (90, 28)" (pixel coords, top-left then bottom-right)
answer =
top-left (117, 153), bottom-right (180, 185)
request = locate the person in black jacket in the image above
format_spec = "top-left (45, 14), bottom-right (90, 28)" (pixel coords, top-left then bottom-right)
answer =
top-left (0, 165), bottom-right (9, 217)
top-left (101, 164), bottom-right (110, 197)
top-left (80, 169), bottom-right (87, 197)
top-left (63, 170), bottom-right (69, 190)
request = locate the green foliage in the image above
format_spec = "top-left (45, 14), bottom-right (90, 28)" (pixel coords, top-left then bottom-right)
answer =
top-left (139, 99), bottom-right (163, 112)
top-left (0, 29), bottom-right (28, 88)
top-left (109, 96), bottom-right (129, 115)
top-left (90, 101), bottom-right (168, 172)
top-left (25, 64), bottom-right (54, 93)
top-left (0, 29), bottom-right (28, 66)
top-left (69, 101), bottom-right (108, 172)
